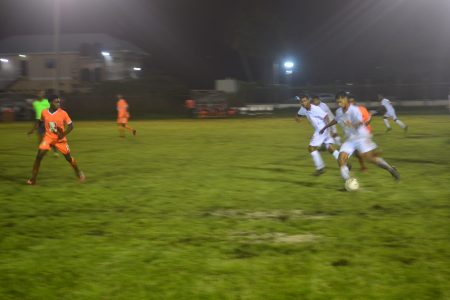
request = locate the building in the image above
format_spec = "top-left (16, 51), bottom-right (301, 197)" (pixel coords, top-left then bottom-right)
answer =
top-left (0, 33), bottom-right (148, 93)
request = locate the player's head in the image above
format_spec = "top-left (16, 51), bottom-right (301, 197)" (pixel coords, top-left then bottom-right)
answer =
top-left (36, 90), bottom-right (45, 100)
top-left (312, 95), bottom-right (321, 105)
top-left (49, 95), bottom-right (61, 110)
top-left (377, 93), bottom-right (384, 100)
top-left (298, 94), bottom-right (310, 108)
top-left (348, 94), bottom-right (356, 105)
top-left (335, 91), bottom-right (349, 109)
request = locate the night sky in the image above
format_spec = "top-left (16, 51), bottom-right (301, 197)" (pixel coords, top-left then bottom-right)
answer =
top-left (1, 0), bottom-right (449, 88)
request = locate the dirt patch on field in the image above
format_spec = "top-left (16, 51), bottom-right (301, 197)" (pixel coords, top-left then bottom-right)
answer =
top-left (207, 209), bottom-right (327, 220)
top-left (232, 232), bottom-right (319, 244)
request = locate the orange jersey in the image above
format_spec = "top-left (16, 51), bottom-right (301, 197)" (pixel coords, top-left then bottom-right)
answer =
top-left (358, 105), bottom-right (372, 133)
top-left (41, 108), bottom-right (72, 142)
top-left (117, 99), bottom-right (129, 118)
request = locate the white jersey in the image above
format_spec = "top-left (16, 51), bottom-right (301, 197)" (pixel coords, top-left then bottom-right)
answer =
top-left (317, 101), bottom-right (335, 120)
top-left (381, 98), bottom-right (396, 117)
top-left (297, 105), bottom-right (328, 132)
top-left (335, 104), bottom-right (370, 140)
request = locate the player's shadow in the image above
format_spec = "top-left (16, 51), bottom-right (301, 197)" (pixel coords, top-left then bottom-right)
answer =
top-left (235, 175), bottom-right (326, 189)
top-left (0, 173), bottom-right (28, 184)
top-left (386, 157), bottom-right (444, 165)
top-left (405, 134), bottom-right (445, 139)
top-left (236, 165), bottom-right (300, 174)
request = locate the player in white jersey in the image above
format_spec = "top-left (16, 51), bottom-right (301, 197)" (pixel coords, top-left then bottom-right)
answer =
top-left (320, 92), bottom-right (400, 183)
top-left (312, 95), bottom-right (342, 146)
top-left (377, 94), bottom-right (408, 133)
top-left (295, 95), bottom-right (340, 175)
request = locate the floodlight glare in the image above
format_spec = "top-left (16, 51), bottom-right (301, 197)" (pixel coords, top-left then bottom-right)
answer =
top-left (19, 54), bottom-right (27, 58)
top-left (101, 51), bottom-right (111, 57)
top-left (133, 67), bottom-right (142, 71)
top-left (284, 61), bottom-right (294, 69)
top-left (285, 69), bottom-right (293, 75)
top-left (0, 58), bottom-right (9, 62)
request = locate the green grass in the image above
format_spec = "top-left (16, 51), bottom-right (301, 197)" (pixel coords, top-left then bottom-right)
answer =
top-left (0, 116), bottom-right (449, 300)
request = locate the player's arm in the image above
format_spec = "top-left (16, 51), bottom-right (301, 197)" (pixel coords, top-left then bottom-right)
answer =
top-left (319, 119), bottom-right (337, 134)
top-left (27, 119), bottom-right (40, 135)
top-left (295, 111), bottom-right (305, 122)
top-left (378, 105), bottom-right (387, 115)
top-left (58, 122), bottom-right (73, 140)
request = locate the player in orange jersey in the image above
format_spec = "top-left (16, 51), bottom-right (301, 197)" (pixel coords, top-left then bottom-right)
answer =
top-left (348, 95), bottom-right (372, 172)
top-left (27, 95), bottom-right (85, 185)
top-left (116, 94), bottom-right (136, 137)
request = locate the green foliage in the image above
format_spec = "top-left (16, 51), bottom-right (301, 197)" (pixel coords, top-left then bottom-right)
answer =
top-left (0, 116), bottom-right (449, 299)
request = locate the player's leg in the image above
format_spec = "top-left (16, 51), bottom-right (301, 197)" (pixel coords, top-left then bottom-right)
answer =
top-left (338, 141), bottom-right (356, 181)
top-left (393, 117), bottom-right (408, 132)
top-left (354, 150), bottom-right (368, 172)
top-left (123, 123), bottom-right (136, 136)
top-left (338, 152), bottom-right (351, 181)
top-left (361, 151), bottom-right (399, 180)
top-left (118, 123), bottom-right (126, 137)
top-left (27, 149), bottom-right (48, 184)
top-left (308, 145), bottom-right (326, 175)
top-left (308, 133), bottom-right (328, 175)
top-left (383, 116), bottom-right (392, 132)
top-left (324, 134), bottom-right (340, 160)
top-left (63, 153), bottom-right (85, 181)
top-left (53, 141), bottom-right (85, 181)
top-left (357, 138), bottom-right (399, 180)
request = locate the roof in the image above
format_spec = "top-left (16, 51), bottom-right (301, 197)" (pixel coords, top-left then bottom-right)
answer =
top-left (0, 33), bottom-right (148, 55)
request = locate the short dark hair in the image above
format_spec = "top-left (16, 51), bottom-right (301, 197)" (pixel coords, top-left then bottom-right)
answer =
top-left (312, 95), bottom-right (319, 99)
top-left (347, 93), bottom-right (356, 100)
top-left (49, 95), bottom-right (59, 101)
top-left (335, 91), bottom-right (348, 99)
top-left (298, 94), bottom-right (309, 100)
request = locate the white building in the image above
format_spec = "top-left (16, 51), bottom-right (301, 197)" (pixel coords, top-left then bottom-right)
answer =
top-left (0, 33), bottom-right (148, 93)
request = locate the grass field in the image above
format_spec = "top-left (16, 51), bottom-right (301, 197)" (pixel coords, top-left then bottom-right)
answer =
top-left (0, 115), bottom-right (449, 300)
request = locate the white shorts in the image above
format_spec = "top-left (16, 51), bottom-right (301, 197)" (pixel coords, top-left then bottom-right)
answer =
top-left (340, 137), bottom-right (377, 155)
top-left (309, 131), bottom-right (335, 147)
top-left (384, 112), bottom-right (398, 120)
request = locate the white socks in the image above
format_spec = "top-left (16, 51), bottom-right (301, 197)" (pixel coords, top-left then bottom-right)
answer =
top-left (375, 157), bottom-right (391, 170)
top-left (383, 119), bottom-right (391, 129)
top-left (395, 119), bottom-right (406, 129)
top-left (340, 166), bottom-right (350, 180)
top-left (332, 150), bottom-right (339, 160)
top-left (310, 150), bottom-right (325, 170)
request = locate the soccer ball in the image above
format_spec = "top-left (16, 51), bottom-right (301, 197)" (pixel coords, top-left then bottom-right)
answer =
top-left (345, 177), bottom-right (359, 192)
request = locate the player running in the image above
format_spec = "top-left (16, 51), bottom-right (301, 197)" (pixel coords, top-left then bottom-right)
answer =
top-left (296, 95), bottom-right (340, 175)
top-left (27, 90), bottom-right (59, 156)
top-left (348, 94), bottom-right (371, 172)
top-left (377, 94), bottom-right (408, 133)
top-left (116, 94), bottom-right (136, 137)
top-left (27, 95), bottom-right (85, 185)
top-left (312, 95), bottom-right (342, 145)
top-left (319, 92), bottom-right (400, 182)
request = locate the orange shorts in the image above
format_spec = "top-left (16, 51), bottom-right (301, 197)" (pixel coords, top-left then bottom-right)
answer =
top-left (117, 118), bottom-right (129, 124)
top-left (39, 136), bottom-right (70, 155)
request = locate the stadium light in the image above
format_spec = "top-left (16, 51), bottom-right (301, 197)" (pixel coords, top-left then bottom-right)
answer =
top-left (133, 67), bottom-right (142, 71)
top-left (0, 58), bottom-right (9, 63)
top-left (101, 51), bottom-right (111, 57)
top-left (285, 70), bottom-right (293, 75)
top-left (284, 61), bottom-right (294, 69)
top-left (19, 54), bottom-right (27, 58)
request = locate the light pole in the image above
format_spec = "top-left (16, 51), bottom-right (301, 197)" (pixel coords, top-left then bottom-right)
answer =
top-left (53, 0), bottom-right (61, 95)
